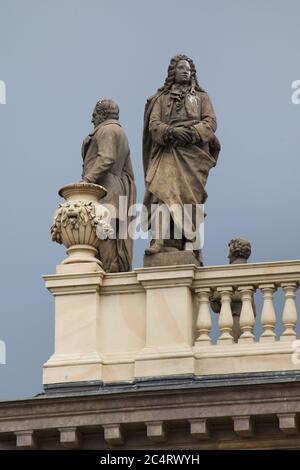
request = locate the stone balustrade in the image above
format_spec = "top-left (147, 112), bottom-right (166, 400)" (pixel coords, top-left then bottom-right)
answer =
top-left (195, 266), bottom-right (298, 345)
top-left (43, 260), bottom-right (300, 389)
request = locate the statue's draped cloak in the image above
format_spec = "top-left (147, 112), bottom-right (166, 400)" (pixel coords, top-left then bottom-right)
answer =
top-left (82, 119), bottom-right (136, 272)
top-left (142, 88), bottom-right (220, 238)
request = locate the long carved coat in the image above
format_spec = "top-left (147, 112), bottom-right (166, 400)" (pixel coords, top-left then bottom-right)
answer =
top-left (142, 87), bottom-right (220, 241)
top-left (82, 119), bottom-right (136, 272)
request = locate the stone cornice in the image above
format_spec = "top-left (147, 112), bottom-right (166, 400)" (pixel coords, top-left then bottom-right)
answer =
top-left (43, 272), bottom-right (104, 295)
top-left (100, 272), bottom-right (143, 294)
top-left (135, 265), bottom-right (196, 289)
top-left (1, 374), bottom-right (300, 449)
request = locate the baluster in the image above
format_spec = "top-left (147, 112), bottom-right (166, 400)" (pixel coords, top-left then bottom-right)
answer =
top-left (280, 282), bottom-right (298, 341)
top-left (259, 283), bottom-right (277, 342)
top-left (195, 288), bottom-right (212, 346)
top-left (217, 287), bottom-right (233, 344)
top-left (238, 286), bottom-right (255, 343)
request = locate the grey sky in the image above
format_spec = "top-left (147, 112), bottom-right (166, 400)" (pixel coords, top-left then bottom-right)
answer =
top-left (0, 0), bottom-right (299, 399)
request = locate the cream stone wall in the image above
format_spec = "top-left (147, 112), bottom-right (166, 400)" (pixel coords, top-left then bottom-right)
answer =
top-left (43, 260), bottom-right (300, 386)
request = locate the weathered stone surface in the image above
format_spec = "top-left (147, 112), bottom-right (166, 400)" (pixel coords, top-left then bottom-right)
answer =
top-left (143, 55), bottom-right (220, 260)
top-left (51, 182), bottom-right (111, 269)
top-left (103, 424), bottom-right (124, 445)
top-left (228, 238), bottom-right (252, 264)
top-left (278, 413), bottom-right (298, 435)
top-left (2, 373), bottom-right (300, 449)
top-left (189, 418), bottom-right (210, 440)
top-left (81, 99), bottom-right (136, 273)
top-left (15, 430), bottom-right (36, 449)
top-left (210, 237), bottom-right (253, 342)
top-left (146, 421), bottom-right (167, 442)
top-left (233, 416), bottom-right (254, 437)
top-left (144, 250), bottom-right (201, 268)
top-left (59, 427), bottom-right (81, 448)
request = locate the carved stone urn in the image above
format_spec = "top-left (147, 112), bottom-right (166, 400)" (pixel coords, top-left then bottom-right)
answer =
top-left (51, 183), bottom-right (113, 267)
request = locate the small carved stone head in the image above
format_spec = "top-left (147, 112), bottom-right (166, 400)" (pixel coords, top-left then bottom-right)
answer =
top-left (228, 238), bottom-right (252, 264)
top-left (92, 99), bottom-right (119, 127)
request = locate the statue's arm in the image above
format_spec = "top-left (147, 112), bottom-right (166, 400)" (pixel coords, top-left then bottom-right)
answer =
top-left (149, 97), bottom-right (170, 145)
top-left (193, 93), bottom-right (217, 144)
top-left (83, 127), bottom-right (117, 183)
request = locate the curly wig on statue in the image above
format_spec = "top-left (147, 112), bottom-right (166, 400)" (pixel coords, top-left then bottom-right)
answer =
top-left (158, 54), bottom-right (205, 93)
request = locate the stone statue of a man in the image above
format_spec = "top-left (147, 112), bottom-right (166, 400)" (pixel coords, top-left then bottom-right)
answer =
top-left (210, 238), bottom-right (253, 342)
top-left (81, 99), bottom-right (136, 272)
top-left (142, 55), bottom-right (220, 264)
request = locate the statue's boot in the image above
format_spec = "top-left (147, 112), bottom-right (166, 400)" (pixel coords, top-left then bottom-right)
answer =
top-left (145, 240), bottom-right (164, 255)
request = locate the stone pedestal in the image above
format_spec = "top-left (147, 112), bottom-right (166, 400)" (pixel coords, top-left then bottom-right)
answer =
top-left (134, 266), bottom-right (196, 378)
top-left (144, 250), bottom-right (201, 268)
top-left (44, 182), bottom-right (112, 386)
top-left (43, 270), bottom-right (104, 385)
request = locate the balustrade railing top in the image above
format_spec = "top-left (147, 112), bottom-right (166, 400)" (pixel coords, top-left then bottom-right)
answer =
top-left (193, 260), bottom-right (300, 346)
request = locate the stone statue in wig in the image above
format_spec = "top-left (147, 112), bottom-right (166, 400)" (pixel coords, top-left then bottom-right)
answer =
top-left (142, 54), bottom-right (220, 264)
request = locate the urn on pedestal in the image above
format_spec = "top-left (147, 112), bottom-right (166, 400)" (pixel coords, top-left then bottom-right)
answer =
top-left (51, 183), bottom-right (113, 269)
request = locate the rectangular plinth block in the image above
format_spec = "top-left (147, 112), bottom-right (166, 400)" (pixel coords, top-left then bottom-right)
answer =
top-left (15, 430), bottom-right (36, 449)
top-left (144, 251), bottom-right (200, 268)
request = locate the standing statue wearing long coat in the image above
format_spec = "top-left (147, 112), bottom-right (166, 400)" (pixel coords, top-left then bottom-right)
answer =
top-left (143, 55), bottom-right (220, 260)
top-left (82, 100), bottom-right (136, 272)
top-left (143, 55), bottom-right (220, 255)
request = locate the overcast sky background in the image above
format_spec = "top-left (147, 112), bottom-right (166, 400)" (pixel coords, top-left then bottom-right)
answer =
top-left (0, 0), bottom-right (299, 400)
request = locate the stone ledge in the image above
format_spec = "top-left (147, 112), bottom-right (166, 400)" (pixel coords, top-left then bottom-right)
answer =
top-left (41, 370), bottom-right (300, 396)
top-left (2, 374), bottom-right (300, 449)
